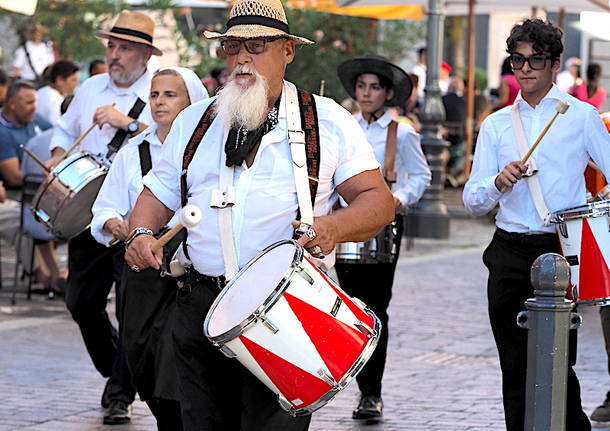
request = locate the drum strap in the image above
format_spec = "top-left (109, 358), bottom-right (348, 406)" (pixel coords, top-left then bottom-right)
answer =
top-left (178, 86), bottom-right (321, 274)
top-left (510, 103), bottom-right (552, 225)
top-left (138, 141), bottom-right (153, 177)
top-left (106, 97), bottom-right (147, 159)
top-left (384, 120), bottom-right (398, 186)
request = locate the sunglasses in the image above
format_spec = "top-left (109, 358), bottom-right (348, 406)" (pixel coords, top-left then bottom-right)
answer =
top-left (220, 38), bottom-right (285, 56)
top-left (509, 53), bottom-right (554, 71)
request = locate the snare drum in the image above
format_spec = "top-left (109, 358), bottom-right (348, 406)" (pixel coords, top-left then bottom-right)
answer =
top-left (335, 221), bottom-right (398, 264)
top-left (32, 152), bottom-right (107, 240)
top-left (551, 199), bottom-right (610, 304)
top-left (203, 240), bottom-right (380, 416)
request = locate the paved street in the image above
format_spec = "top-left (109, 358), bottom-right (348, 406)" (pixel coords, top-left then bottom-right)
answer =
top-left (1, 215), bottom-right (609, 430)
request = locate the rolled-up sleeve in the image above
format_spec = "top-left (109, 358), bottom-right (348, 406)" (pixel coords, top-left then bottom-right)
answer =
top-left (142, 116), bottom-right (183, 212)
top-left (463, 118), bottom-right (503, 216)
top-left (91, 150), bottom-right (131, 246)
top-left (393, 127), bottom-right (431, 206)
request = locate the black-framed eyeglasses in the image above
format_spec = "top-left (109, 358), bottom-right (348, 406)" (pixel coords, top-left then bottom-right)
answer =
top-left (509, 53), bottom-right (554, 71)
top-left (220, 38), bottom-right (285, 56)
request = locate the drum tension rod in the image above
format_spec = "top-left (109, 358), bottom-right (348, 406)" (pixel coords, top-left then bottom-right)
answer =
top-left (260, 315), bottom-right (279, 334)
top-left (296, 267), bottom-right (314, 285)
top-left (354, 321), bottom-right (375, 338)
top-left (317, 368), bottom-right (337, 387)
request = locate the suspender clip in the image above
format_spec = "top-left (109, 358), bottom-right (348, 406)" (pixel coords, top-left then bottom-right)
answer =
top-left (210, 187), bottom-right (236, 208)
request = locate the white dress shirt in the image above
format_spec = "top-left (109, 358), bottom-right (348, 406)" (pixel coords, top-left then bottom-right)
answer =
top-left (144, 81), bottom-right (380, 276)
top-left (12, 41), bottom-right (54, 81)
top-left (354, 111), bottom-right (430, 208)
top-left (91, 127), bottom-right (165, 246)
top-left (463, 84), bottom-right (610, 233)
top-left (36, 86), bottom-right (63, 126)
top-left (50, 71), bottom-right (153, 159)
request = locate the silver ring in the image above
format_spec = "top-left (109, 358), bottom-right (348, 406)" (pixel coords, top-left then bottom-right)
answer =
top-left (306, 227), bottom-right (317, 241)
top-left (130, 265), bottom-right (141, 273)
top-left (309, 245), bottom-right (324, 258)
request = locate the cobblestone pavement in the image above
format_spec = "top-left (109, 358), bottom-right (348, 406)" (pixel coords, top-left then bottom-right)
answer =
top-left (1, 216), bottom-right (610, 430)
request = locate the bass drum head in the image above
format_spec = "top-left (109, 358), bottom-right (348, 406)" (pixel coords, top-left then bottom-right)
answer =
top-left (52, 173), bottom-right (106, 239)
top-left (206, 241), bottom-right (298, 338)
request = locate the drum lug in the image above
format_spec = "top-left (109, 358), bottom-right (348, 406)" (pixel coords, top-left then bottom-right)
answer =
top-left (354, 321), bottom-right (375, 338)
top-left (218, 344), bottom-right (237, 358)
top-left (260, 315), bottom-right (279, 334)
top-left (296, 266), bottom-right (314, 285)
top-left (277, 396), bottom-right (295, 414)
top-left (558, 222), bottom-right (568, 238)
top-left (317, 368), bottom-right (337, 387)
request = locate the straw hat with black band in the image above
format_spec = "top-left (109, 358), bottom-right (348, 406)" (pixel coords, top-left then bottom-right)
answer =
top-left (203, 0), bottom-right (314, 45)
top-left (96, 10), bottom-right (163, 56)
top-left (338, 55), bottom-right (413, 107)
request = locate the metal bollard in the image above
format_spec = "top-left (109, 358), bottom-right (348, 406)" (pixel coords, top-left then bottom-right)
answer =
top-left (516, 253), bottom-right (581, 431)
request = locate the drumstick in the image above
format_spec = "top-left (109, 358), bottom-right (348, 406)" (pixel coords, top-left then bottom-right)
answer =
top-left (319, 80), bottom-right (325, 97)
top-left (20, 145), bottom-right (50, 173)
top-left (151, 205), bottom-right (202, 254)
top-left (57, 102), bottom-right (116, 163)
top-left (521, 100), bottom-right (570, 164)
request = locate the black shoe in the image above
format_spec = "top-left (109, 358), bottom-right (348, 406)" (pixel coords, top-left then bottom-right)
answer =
top-left (103, 400), bottom-right (132, 425)
top-left (352, 395), bottom-right (383, 420)
top-left (592, 397), bottom-right (610, 422)
top-left (101, 380), bottom-right (110, 408)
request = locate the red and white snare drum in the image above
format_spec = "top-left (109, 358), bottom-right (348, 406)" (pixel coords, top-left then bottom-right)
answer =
top-left (551, 199), bottom-right (610, 304)
top-left (203, 240), bottom-right (380, 416)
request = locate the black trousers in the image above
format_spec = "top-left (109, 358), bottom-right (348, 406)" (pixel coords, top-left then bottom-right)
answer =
top-left (484, 228), bottom-right (590, 431)
top-left (146, 398), bottom-right (183, 431)
top-left (599, 306), bottom-right (610, 399)
top-left (65, 229), bottom-right (136, 403)
top-left (172, 277), bottom-right (312, 431)
top-left (334, 218), bottom-right (403, 398)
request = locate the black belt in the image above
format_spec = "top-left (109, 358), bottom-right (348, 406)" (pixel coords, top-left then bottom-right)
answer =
top-left (495, 227), bottom-right (557, 245)
top-left (180, 268), bottom-right (226, 291)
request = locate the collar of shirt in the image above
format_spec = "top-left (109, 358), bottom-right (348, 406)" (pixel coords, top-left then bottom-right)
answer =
top-left (514, 83), bottom-right (565, 112)
top-left (104, 68), bottom-right (152, 101)
top-left (0, 111), bottom-right (23, 129)
top-left (354, 109), bottom-right (392, 129)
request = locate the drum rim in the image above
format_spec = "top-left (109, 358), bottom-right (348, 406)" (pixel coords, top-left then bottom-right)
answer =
top-left (203, 239), bottom-right (303, 343)
top-left (552, 199), bottom-right (610, 223)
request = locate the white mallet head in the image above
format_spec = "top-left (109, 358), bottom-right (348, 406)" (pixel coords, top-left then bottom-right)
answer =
top-left (180, 204), bottom-right (202, 228)
top-left (556, 100), bottom-right (570, 114)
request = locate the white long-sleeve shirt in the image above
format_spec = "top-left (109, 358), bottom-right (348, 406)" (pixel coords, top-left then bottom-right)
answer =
top-left (91, 127), bottom-right (164, 246)
top-left (50, 71), bottom-right (152, 158)
top-left (36, 86), bottom-right (63, 126)
top-left (354, 111), bottom-right (430, 208)
top-left (144, 81), bottom-right (380, 276)
top-left (463, 84), bottom-right (610, 233)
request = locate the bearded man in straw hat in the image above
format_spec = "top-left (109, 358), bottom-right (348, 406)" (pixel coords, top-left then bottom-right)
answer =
top-left (124, 0), bottom-right (394, 428)
top-left (46, 10), bottom-right (162, 425)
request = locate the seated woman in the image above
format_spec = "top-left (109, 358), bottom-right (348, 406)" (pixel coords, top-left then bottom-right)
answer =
top-left (91, 67), bottom-right (208, 430)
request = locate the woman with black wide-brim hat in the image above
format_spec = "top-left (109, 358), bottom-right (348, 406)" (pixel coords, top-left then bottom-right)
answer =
top-left (336, 55), bottom-right (431, 420)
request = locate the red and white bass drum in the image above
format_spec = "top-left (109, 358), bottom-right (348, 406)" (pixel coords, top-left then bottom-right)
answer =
top-left (203, 240), bottom-right (380, 416)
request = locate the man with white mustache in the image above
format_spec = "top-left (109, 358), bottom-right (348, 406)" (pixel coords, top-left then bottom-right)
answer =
top-left (47, 10), bottom-right (162, 425)
top-left (124, 0), bottom-right (394, 429)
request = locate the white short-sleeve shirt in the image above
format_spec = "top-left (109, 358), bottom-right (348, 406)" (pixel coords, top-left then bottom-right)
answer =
top-left (144, 81), bottom-right (379, 276)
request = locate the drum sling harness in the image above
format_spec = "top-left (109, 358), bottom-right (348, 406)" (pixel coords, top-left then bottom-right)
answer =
top-left (384, 120), bottom-right (398, 186)
top-left (178, 84), bottom-right (321, 279)
top-left (138, 141), bottom-right (152, 176)
top-left (510, 103), bottom-right (552, 225)
top-left (106, 98), bottom-right (147, 159)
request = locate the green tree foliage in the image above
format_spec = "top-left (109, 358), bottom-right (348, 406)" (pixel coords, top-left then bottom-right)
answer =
top-left (284, 8), bottom-right (426, 102)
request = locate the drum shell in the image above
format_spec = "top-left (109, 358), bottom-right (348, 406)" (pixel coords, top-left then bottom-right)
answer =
top-left (32, 152), bottom-right (107, 240)
top-left (552, 199), bottom-right (610, 304)
top-left (203, 240), bottom-right (380, 416)
top-left (336, 221), bottom-right (398, 264)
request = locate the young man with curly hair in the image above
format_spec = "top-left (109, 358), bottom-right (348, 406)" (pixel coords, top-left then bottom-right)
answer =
top-left (463, 18), bottom-right (610, 431)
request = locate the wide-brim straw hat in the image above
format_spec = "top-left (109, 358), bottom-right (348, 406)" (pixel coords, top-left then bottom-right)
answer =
top-left (96, 10), bottom-right (163, 56)
top-left (338, 55), bottom-right (413, 107)
top-left (203, 0), bottom-right (314, 45)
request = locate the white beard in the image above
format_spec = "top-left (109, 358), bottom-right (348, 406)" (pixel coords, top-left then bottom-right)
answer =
top-left (215, 66), bottom-right (269, 130)
top-left (109, 62), bottom-right (146, 87)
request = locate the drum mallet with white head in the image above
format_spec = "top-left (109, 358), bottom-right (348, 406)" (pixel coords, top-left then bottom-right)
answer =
top-left (151, 204), bottom-right (202, 254)
top-left (521, 100), bottom-right (570, 164)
